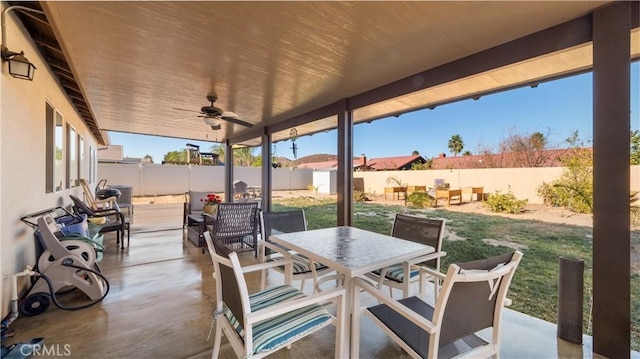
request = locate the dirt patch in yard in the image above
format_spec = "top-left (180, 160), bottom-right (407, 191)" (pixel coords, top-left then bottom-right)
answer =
top-left (482, 238), bottom-right (529, 251)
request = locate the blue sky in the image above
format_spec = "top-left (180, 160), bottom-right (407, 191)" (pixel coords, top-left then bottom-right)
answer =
top-left (110, 63), bottom-right (639, 163)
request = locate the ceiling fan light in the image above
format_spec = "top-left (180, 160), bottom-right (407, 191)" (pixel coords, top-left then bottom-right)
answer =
top-left (203, 116), bottom-right (221, 128)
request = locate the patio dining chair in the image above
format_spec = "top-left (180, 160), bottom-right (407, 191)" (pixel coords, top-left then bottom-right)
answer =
top-left (204, 232), bottom-right (346, 358)
top-left (365, 214), bottom-right (446, 299)
top-left (352, 251), bottom-right (523, 359)
top-left (259, 210), bottom-right (333, 292)
top-left (209, 202), bottom-right (260, 257)
top-left (69, 195), bottom-right (130, 251)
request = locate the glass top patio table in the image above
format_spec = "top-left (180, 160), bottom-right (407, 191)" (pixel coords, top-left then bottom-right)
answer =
top-left (271, 226), bottom-right (435, 357)
top-left (269, 226), bottom-right (435, 276)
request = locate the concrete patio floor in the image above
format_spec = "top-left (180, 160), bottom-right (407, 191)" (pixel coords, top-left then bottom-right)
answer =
top-left (4, 203), bottom-right (636, 358)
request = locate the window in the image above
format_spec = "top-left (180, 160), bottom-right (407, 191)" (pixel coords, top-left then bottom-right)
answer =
top-left (89, 146), bottom-right (96, 183)
top-left (45, 103), bottom-right (54, 193)
top-left (54, 111), bottom-right (64, 192)
top-left (66, 124), bottom-right (78, 188)
top-left (78, 135), bottom-right (85, 181)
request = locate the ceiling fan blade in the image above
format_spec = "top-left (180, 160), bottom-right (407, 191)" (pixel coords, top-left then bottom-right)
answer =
top-left (221, 111), bottom-right (239, 118)
top-left (172, 107), bottom-right (202, 114)
top-left (220, 116), bottom-right (254, 128)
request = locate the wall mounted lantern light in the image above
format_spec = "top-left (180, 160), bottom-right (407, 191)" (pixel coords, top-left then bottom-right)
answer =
top-left (1, 5), bottom-right (45, 80)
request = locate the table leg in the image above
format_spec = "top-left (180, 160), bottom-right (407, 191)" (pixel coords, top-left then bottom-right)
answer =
top-left (343, 275), bottom-right (354, 358)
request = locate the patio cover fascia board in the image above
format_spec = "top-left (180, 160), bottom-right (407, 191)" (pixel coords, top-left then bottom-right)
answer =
top-left (228, 103), bottom-right (339, 146)
top-left (348, 13), bottom-right (595, 111)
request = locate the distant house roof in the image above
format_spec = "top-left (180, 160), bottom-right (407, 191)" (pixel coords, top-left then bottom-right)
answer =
top-left (430, 148), bottom-right (590, 169)
top-left (366, 155), bottom-right (426, 170)
top-left (297, 160), bottom-right (337, 170)
top-left (296, 149), bottom-right (589, 171)
top-left (296, 155), bottom-right (427, 171)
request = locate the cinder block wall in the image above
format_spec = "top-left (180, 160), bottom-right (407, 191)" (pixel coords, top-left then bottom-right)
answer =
top-left (355, 166), bottom-right (640, 204)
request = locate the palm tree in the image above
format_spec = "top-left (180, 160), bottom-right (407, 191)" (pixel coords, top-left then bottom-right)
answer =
top-left (448, 134), bottom-right (464, 156)
top-left (233, 146), bottom-right (253, 167)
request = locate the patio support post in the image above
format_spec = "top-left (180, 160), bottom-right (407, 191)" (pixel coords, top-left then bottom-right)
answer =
top-left (336, 99), bottom-right (353, 226)
top-left (261, 128), bottom-right (272, 212)
top-left (592, 2), bottom-right (631, 357)
top-left (224, 140), bottom-right (234, 203)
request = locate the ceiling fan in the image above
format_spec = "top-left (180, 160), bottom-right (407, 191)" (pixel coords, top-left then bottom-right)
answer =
top-left (172, 95), bottom-right (254, 130)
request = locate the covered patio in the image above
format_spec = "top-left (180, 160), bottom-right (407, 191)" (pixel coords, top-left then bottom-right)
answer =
top-left (4, 207), bottom-right (617, 358)
top-left (1, 1), bottom-right (638, 357)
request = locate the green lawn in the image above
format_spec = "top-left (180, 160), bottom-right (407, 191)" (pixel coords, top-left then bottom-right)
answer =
top-left (273, 197), bottom-right (640, 350)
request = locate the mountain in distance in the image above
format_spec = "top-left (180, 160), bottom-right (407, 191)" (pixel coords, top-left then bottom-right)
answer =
top-left (273, 153), bottom-right (337, 167)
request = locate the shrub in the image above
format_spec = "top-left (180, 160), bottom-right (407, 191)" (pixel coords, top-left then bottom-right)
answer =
top-left (483, 190), bottom-right (528, 214)
top-left (536, 132), bottom-right (593, 214)
top-left (353, 190), bottom-right (369, 203)
top-left (406, 191), bottom-right (435, 208)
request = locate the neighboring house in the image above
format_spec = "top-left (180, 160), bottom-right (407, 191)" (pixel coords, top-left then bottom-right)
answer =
top-left (430, 148), bottom-right (590, 169)
top-left (365, 155), bottom-right (427, 171)
top-left (297, 160), bottom-right (338, 170)
top-left (296, 155), bottom-right (428, 171)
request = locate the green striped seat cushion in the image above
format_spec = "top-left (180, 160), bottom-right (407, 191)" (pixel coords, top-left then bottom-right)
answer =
top-left (372, 264), bottom-right (420, 283)
top-left (224, 285), bottom-right (332, 355)
top-left (267, 253), bottom-right (329, 274)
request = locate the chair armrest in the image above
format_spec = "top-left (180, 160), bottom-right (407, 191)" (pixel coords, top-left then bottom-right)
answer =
top-left (247, 287), bottom-right (345, 324)
top-left (261, 241), bottom-right (293, 258)
top-left (94, 196), bottom-right (118, 205)
top-left (353, 277), bottom-right (437, 334)
top-left (406, 251), bottom-right (447, 266)
top-left (91, 207), bottom-right (121, 217)
top-left (417, 266), bottom-right (446, 280)
top-left (241, 259), bottom-right (293, 274)
top-left (93, 197), bottom-right (120, 212)
top-left (315, 274), bottom-right (347, 292)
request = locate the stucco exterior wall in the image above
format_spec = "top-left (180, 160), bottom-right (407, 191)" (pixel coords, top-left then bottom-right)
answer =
top-left (1, 8), bottom-right (100, 316)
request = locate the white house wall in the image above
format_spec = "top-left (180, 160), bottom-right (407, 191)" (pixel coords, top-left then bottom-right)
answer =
top-left (0, 7), bottom-right (100, 317)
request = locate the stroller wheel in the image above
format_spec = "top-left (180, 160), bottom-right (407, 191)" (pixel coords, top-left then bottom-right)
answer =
top-left (20, 292), bottom-right (51, 316)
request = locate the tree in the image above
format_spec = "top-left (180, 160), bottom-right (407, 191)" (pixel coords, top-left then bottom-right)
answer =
top-left (448, 134), bottom-right (464, 156)
top-left (163, 150), bottom-right (187, 164)
top-left (631, 130), bottom-right (640, 165)
top-left (234, 146), bottom-right (253, 167)
top-left (480, 129), bottom-right (554, 168)
top-left (462, 150), bottom-right (472, 156)
top-left (500, 130), bottom-right (551, 167)
top-left (411, 158), bottom-right (433, 170)
top-left (411, 150), bottom-right (420, 156)
top-left (143, 154), bottom-right (154, 164)
top-left (210, 144), bottom-right (225, 162)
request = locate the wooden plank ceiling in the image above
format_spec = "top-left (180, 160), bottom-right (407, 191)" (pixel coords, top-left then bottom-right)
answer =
top-left (17, 1), bottom-right (639, 146)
